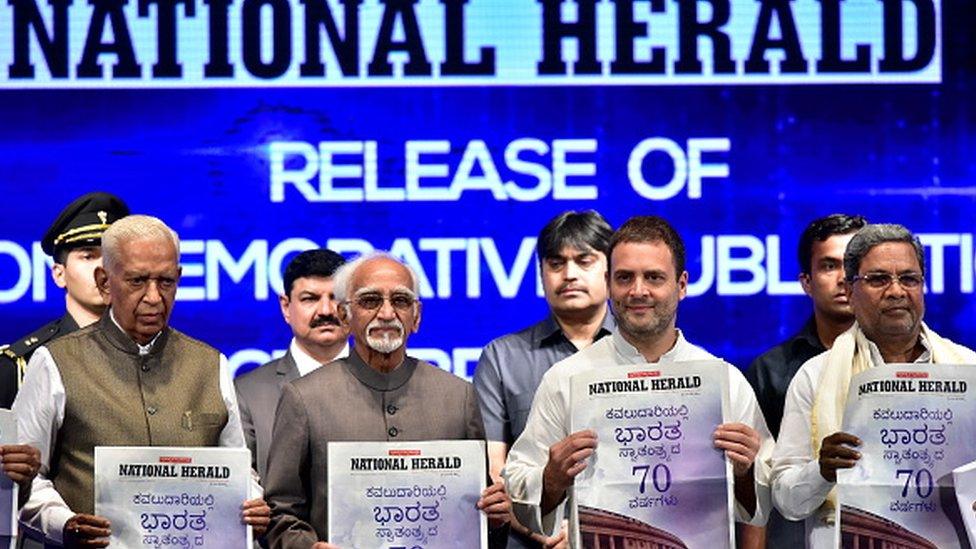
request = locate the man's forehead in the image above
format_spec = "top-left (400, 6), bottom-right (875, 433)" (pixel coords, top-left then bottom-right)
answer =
top-left (860, 241), bottom-right (920, 269)
top-left (69, 245), bottom-right (101, 254)
top-left (353, 258), bottom-right (412, 285)
top-left (611, 240), bottom-right (674, 270)
top-left (293, 275), bottom-right (335, 290)
top-left (814, 233), bottom-right (855, 257)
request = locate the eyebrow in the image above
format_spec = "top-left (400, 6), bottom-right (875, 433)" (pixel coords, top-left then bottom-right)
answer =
top-left (354, 286), bottom-right (417, 298)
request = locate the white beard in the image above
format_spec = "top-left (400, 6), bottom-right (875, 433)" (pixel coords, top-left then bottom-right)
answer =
top-left (366, 318), bottom-right (405, 354)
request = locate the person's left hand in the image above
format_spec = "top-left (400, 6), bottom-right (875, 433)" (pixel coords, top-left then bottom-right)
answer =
top-left (713, 423), bottom-right (761, 477)
top-left (0, 444), bottom-right (42, 490)
top-left (241, 498), bottom-right (271, 537)
top-left (477, 480), bottom-right (512, 529)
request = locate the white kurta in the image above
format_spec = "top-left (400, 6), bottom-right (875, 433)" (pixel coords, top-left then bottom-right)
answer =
top-left (770, 337), bottom-right (932, 549)
top-left (503, 329), bottom-right (773, 545)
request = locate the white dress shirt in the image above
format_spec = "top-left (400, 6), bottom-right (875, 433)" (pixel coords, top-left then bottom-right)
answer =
top-left (289, 338), bottom-right (349, 378)
top-left (13, 316), bottom-right (257, 544)
top-left (770, 336), bottom-right (932, 549)
top-left (503, 329), bottom-right (774, 546)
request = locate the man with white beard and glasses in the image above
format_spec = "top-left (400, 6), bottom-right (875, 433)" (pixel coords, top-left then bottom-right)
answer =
top-left (263, 252), bottom-right (513, 548)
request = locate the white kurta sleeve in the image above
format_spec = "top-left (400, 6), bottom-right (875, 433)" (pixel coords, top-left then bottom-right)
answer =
top-left (728, 365), bottom-right (775, 525)
top-left (216, 354), bottom-right (263, 498)
top-left (770, 356), bottom-right (835, 521)
top-left (502, 370), bottom-right (568, 539)
top-left (13, 347), bottom-right (73, 544)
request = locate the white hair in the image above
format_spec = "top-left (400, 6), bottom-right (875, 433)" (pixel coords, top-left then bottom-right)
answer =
top-left (333, 251), bottom-right (420, 305)
top-left (102, 215), bottom-right (180, 272)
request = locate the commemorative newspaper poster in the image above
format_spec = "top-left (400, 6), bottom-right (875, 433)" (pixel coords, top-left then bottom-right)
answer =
top-left (94, 446), bottom-right (252, 549)
top-left (328, 440), bottom-right (487, 549)
top-left (570, 361), bottom-right (734, 548)
top-left (0, 409), bottom-right (16, 549)
top-left (838, 364), bottom-right (976, 548)
top-left (952, 460), bottom-right (976, 547)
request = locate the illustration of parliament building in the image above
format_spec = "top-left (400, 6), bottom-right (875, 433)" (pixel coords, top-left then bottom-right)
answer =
top-left (579, 506), bottom-right (688, 549)
top-left (840, 506), bottom-right (938, 549)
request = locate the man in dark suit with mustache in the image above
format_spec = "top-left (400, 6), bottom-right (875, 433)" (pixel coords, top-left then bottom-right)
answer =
top-left (234, 249), bottom-right (348, 481)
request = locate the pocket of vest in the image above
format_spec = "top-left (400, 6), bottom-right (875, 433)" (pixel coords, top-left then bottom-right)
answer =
top-left (182, 411), bottom-right (225, 431)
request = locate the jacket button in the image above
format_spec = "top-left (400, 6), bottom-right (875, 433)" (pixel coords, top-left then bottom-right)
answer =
top-left (147, 406), bottom-right (157, 415)
top-left (388, 426), bottom-right (398, 437)
top-left (386, 404), bottom-right (397, 415)
top-left (141, 364), bottom-right (150, 372)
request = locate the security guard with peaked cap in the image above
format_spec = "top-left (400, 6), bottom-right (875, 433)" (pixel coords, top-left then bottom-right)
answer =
top-left (1, 192), bottom-right (129, 408)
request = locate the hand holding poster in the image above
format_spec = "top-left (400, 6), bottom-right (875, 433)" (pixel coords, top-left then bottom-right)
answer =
top-left (94, 446), bottom-right (252, 549)
top-left (952, 460), bottom-right (976, 547)
top-left (327, 440), bottom-right (487, 549)
top-left (838, 364), bottom-right (976, 548)
top-left (569, 361), bottom-right (733, 549)
top-left (0, 409), bottom-right (16, 549)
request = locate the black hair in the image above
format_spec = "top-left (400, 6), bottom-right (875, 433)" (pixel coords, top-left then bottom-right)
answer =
top-left (536, 210), bottom-right (613, 263)
top-left (609, 216), bottom-right (686, 279)
top-left (798, 214), bottom-right (867, 275)
top-left (283, 249), bottom-right (346, 297)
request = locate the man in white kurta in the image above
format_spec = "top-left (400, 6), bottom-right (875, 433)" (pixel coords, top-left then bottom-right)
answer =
top-left (503, 216), bottom-right (773, 547)
top-left (770, 224), bottom-right (976, 548)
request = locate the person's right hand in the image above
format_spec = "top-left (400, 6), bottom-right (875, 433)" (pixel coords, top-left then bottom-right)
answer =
top-left (311, 543), bottom-right (341, 549)
top-left (818, 431), bottom-right (862, 482)
top-left (0, 444), bottom-right (41, 490)
top-left (63, 513), bottom-right (111, 548)
top-left (541, 429), bottom-right (597, 512)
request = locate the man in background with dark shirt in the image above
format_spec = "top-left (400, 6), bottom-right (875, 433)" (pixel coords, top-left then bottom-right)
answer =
top-left (745, 213), bottom-right (865, 547)
top-left (474, 210), bottom-right (613, 548)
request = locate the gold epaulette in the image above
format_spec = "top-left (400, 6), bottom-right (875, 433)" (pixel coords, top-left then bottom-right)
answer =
top-left (2, 344), bottom-right (29, 387)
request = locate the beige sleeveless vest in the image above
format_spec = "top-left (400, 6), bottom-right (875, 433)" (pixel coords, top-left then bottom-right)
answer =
top-left (45, 314), bottom-right (226, 514)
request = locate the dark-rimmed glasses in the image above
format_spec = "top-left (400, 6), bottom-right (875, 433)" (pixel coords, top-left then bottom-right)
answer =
top-left (349, 292), bottom-right (417, 311)
top-left (850, 272), bottom-right (923, 290)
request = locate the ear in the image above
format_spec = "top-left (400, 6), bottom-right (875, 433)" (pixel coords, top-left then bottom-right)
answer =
top-left (799, 272), bottom-right (813, 297)
top-left (279, 293), bottom-right (291, 324)
top-left (677, 271), bottom-right (688, 300)
top-left (410, 301), bottom-right (422, 333)
top-left (94, 266), bottom-right (110, 299)
top-left (52, 263), bottom-right (67, 289)
top-left (337, 301), bottom-right (350, 327)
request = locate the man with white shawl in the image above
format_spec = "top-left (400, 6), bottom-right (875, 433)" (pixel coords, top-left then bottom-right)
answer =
top-left (770, 223), bottom-right (976, 548)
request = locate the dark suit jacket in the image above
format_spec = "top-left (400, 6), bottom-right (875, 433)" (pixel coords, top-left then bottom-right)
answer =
top-left (264, 352), bottom-right (486, 549)
top-left (234, 351), bottom-right (300, 481)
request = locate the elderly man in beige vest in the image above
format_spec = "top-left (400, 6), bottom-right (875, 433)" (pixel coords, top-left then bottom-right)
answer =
top-left (13, 215), bottom-right (270, 548)
top-left (770, 223), bottom-right (976, 548)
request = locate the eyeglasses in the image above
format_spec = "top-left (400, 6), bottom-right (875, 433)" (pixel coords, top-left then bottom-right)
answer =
top-left (851, 272), bottom-right (924, 290)
top-left (350, 292), bottom-right (417, 311)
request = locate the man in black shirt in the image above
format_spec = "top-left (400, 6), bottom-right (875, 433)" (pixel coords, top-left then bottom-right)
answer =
top-left (745, 213), bottom-right (866, 547)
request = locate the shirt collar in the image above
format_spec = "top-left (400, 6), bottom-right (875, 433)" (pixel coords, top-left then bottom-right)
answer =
top-left (344, 346), bottom-right (418, 391)
top-left (534, 311), bottom-right (616, 348)
top-left (109, 308), bottom-right (162, 356)
top-left (867, 332), bottom-right (933, 366)
top-left (610, 328), bottom-right (687, 364)
top-left (290, 338), bottom-right (350, 377)
top-left (791, 316), bottom-right (825, 354)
